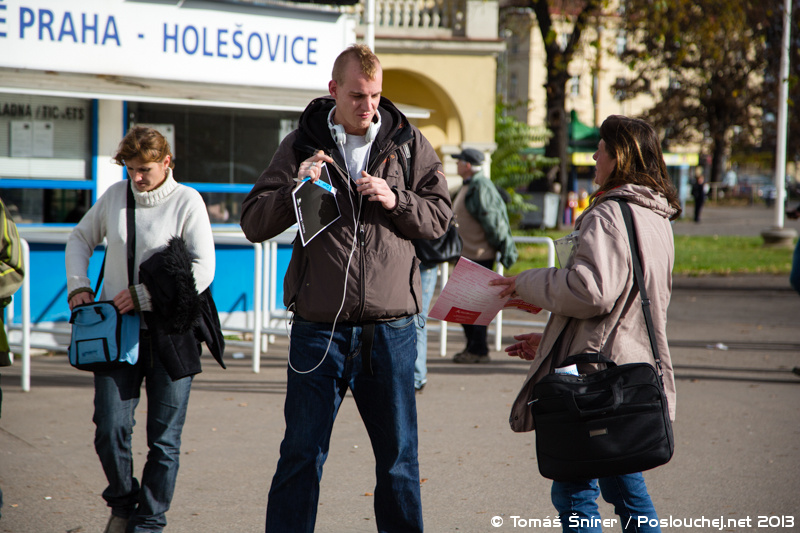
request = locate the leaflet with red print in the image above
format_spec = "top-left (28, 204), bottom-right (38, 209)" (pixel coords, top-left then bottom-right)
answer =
top-left (428, 257), bottom-right (542, 326)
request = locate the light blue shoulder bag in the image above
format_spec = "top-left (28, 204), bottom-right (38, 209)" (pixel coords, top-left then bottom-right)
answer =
top-left (68, 183), bottom-right (140, 371)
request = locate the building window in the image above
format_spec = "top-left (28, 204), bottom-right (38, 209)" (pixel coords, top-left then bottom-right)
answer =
top-left (616, 32), bottom-right (627, 56)
top-left (570, 75), bottom-right (580, 97)
top-left (0, 93), bottom-right (93, 223)
top-left (558, 32), bottom-right (569, 51)
top-left (127, 102), bottom-right (297, 223)
top-left (0, 94), bottom-right (92, 180)
top-left (127, 102), bottom-right (293, 185)
top-left (509, 73), bottom-right (519, 101)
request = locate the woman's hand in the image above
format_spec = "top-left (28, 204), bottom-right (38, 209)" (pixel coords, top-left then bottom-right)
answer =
top-left (298, 150), bottom-right (335, 183)
top-left (68, 291), bottom-right (94, 311)
top-left (489, 274), bottom-right (518, 299)
top-left (113, 289), bottom-right (136, 315)
top-left (505, 332), bottom-right (542, 361)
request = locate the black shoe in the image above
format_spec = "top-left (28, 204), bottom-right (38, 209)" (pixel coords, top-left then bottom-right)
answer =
top-left (453, 351), bottom-right (490, 364)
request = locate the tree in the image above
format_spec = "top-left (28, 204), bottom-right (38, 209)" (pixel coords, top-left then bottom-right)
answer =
top-left (501, 0), bottom-right (605, 225)
top-left (491, 97), bottom-right (557, 217)
top-left (615, 0), bottom-right (776, 183)
top-left (759, 0), bottom-right (800, 178)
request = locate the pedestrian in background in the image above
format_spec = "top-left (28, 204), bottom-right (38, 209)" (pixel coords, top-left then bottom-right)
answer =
top-left (691, 169), bottom-right (707, 223)
top-left (0, 196), bottom-right (25, 521)
top-left (66, 127), bottom-right (219, 533)
top-left (240, 44), bottom-right (452, 533)
top-left (413, 259), bottom-right (439, 392)
top-left (787, 205), bottom-right (800, 295)
top-left (451, 148), bottom-right (517, 364)
top-left (412, 206), bottom-right (462, 392)
top-left (493, 115), bottom-right (680, 532)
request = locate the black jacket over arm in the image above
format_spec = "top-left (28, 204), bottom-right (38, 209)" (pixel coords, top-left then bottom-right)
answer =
top-left (139, 237), bottom-right (225, 380)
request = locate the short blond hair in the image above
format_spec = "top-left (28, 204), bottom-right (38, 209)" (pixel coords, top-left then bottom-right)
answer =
top-left (331, 44), bottom-right (380, 84)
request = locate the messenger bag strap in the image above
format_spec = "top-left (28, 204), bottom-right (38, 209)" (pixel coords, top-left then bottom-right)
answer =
top-left (613, 199), bottom-right (664, 381)
top-left (126, 180), bottom-right (136, 286)
top-left (93, 182), bottom-right (136, 296)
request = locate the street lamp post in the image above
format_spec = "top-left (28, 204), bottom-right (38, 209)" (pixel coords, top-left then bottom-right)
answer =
top-left (761, 0), bottom-right (797, 246)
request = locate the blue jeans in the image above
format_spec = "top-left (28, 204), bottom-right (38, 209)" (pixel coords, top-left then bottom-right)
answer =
top-left (551, 473), bottom-right (661, 533)
top-left (415, 264), bottom-right (439, 389)
top-left (266, 316), bottom-right (422, 533)
top-left (93, 333), bottom-right (193, 532)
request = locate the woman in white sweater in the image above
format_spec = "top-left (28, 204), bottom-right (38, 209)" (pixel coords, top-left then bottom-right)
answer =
top-left (65, 127), bottom-right (215, 533)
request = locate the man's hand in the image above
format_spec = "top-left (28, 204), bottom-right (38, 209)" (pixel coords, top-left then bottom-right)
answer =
top-left (505, 332), bottom-right (543, 361)
top-left (298, 150), bottom-right (334, 183)
top-left (356, 171), bottom-right (397, 210)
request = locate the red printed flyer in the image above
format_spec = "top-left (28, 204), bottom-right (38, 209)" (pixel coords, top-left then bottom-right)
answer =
top-left (428, 258), bottom-right (542, 325)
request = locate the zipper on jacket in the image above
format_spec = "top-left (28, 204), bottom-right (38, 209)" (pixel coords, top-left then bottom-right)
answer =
top-left (357, 220), bottom-right (367, 321)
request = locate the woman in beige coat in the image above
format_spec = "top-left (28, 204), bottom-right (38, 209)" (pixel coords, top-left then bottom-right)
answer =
top-left (492, 116), bottom-right (680, 532)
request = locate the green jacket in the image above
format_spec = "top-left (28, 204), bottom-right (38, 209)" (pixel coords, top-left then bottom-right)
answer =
top-left (463, 173), bottom-right (518, 268)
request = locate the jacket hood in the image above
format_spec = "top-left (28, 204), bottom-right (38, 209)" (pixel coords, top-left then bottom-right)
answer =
top-left (591, 184), bottom-right (677, 221)
top-left (294, 95), bottom-right (413, 168)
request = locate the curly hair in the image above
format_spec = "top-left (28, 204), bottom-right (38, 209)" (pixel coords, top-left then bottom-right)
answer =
top-left (113, 126), bottom-right (174, 169)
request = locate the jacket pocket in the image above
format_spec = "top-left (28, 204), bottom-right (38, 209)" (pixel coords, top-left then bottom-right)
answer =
top-left (284, 251), bottom-right (309, 311)
top-left (410, 256), bottom-right (421, 315)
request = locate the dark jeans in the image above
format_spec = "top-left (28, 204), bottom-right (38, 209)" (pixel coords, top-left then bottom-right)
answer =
top-left (266, 316), bottom-right (422, 533)
top-left (93, 334), bottom-right (193, 532)
top-left (461, 258), bottom-right (495, 355)
top-left (693, 199), bottom-right (704, 222)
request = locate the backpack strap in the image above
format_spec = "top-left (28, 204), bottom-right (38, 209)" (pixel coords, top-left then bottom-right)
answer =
top-left (398, 141), bottom-right (413, 190)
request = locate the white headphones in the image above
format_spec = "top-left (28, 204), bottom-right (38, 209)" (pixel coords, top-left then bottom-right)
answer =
top-left (328, 107), bottom-right (380, 145)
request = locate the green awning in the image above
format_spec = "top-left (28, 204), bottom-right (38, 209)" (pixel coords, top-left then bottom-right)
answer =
top-left (569, 110), bottom-right (600, 147)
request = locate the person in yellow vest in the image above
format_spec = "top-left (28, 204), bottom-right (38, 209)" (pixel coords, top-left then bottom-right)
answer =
top-left (0, 196), bottom-right (25, 519)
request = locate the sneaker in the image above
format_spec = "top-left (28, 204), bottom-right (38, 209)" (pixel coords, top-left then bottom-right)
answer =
top-left (103, 514), bottom-right (128, 533)
top-left (453, 351), bottom-right (490, 364)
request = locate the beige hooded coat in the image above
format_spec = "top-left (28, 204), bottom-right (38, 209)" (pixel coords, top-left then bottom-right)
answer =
top-left (509, 184), bottom-right (677, 433)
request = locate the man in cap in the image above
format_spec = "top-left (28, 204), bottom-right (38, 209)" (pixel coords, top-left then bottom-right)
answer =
top-left (451, 148), bottom-right (517, 363)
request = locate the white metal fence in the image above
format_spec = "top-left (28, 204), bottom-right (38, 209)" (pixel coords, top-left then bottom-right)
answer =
top-left (7, 232), bottom-right (554, 390)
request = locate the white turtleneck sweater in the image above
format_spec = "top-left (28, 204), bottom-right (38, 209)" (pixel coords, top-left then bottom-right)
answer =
top-left (66, 175), bottom-right (215, 312)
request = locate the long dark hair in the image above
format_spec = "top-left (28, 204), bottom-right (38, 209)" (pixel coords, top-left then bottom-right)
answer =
top-left (596, 115), bottom-right (681, 220)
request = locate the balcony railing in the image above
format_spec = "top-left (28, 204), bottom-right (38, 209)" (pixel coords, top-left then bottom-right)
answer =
top-left (357, 0), bottom-right (466, 36)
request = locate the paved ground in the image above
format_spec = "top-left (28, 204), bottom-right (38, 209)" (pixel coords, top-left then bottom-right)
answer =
top-left (671, 202), bottom-right (800, 238)
top-left (1, 204), bottom-right (798, 533)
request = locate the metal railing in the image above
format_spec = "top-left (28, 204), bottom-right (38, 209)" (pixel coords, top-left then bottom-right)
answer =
top-left (8, 229), bottom-right (272, 389)
top-left (8, 231), bottom-right (554, 389)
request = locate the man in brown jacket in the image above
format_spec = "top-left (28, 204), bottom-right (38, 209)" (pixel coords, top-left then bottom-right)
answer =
top-left (241, 44), bottom-right (451, 533)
